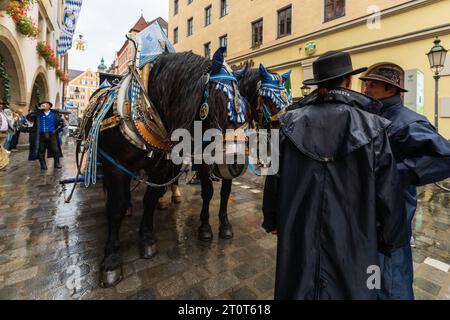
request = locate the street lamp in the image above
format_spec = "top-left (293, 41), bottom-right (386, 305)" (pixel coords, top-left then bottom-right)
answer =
top-left (74, 87), bottom-right (80, 118)
top-left (426, 37), bottom-right (448, 131)
top-left (301, 85), bottom-right (311, 97)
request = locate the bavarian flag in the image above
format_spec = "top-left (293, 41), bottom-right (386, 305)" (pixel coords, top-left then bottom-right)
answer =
top-left (57, 0), bottom-right (83, 55)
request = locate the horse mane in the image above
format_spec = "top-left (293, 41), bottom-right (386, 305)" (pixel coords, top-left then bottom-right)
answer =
top-left (238, 68), bottom-right (261, 121)
top-left (148, 52), bottom-right (228, 134)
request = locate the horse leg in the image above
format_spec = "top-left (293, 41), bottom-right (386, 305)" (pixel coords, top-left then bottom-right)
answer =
top-left (198, 164), bottom-right (214, 241)
top-left (100, 169), bottom-right (131, 288)
top-left (218, 179), bottom-right (234, 239)
top-left (126, 185), bottom-right (133, 217)
top-left (140, 185), bottom-right (165, 259)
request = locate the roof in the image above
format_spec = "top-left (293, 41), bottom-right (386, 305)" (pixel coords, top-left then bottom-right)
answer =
top-left (130, 15), bottom-right (149, 33)
top-left (68, 69), bottom-right (84, 81)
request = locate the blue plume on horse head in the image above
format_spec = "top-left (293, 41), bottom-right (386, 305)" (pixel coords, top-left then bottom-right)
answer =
top-left (281, 70), bottom-right (292, 84)
top-left (233, 63), bottom-right (250, 82)
top-left (211, 47), bottom-right (226, 76)
top-left (259, 64), bottom-right (272, 83)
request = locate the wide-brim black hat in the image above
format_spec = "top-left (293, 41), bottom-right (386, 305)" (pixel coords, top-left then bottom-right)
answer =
top-left (38, 101), bottom-right (54, 109)
top-left (303, 51), bottom-right (368, 86)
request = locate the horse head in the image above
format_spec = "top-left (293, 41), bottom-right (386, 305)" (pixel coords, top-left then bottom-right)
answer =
top-left (236, 64), bottom-right (292, 129)
top-left (205, 47), bottom-right (249, 180)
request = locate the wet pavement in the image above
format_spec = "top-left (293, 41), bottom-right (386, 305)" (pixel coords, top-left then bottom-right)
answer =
top-left (0, 139), bottom-right (449, 300)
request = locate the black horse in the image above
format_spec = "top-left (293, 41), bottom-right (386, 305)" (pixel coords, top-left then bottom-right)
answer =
top-left (86, 50), bottom-right (240, 287)
top-left (195, 62), bottom-right (293, 242)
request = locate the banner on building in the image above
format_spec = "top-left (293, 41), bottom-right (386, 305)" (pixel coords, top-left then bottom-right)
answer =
top-left (57, 0), bottom-right (83, 55)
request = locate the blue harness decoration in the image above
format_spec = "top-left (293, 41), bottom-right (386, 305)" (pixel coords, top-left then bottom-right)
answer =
top-left (209, 65), bottom-right (247, 124)
top-left (259, 85), bottom-right (293, 110)
top-left (84, 89), bottom-right (118, 187)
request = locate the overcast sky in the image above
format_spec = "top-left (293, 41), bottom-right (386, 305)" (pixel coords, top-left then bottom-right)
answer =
top-left (68, 0), bottom-right (169, 71)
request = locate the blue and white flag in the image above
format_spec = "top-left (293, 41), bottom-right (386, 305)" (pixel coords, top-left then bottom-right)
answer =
top-left (136, 21), bottom-right (176, 68)
top-left (57, 0), bottom-right (83, 55)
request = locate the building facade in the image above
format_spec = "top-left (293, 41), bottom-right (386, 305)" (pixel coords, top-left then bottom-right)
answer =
top-left (169, 0), bottom-right (450, 138)
top-left (114, 16), bottom-right (168, 75)
top-left (0, 0), bottom-right (67, 111)
top-left (66, 69), bottom-right (99, 117)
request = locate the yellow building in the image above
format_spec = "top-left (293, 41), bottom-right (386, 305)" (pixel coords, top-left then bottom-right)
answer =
top-left (169, 0), bottom-right (450, 138)
top-left (66, 69), bottom-right (99, 117)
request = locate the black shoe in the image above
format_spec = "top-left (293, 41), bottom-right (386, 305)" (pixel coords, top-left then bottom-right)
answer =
top-left (39, 159), bottom-right (48, 171)
top-left (54, 158), bottom-right (62, 169)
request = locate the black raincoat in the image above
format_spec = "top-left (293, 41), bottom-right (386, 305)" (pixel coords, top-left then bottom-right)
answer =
top-left (26, 109), bottom-right (64, 161)
top-left (263, 89), bottom-right (409, 300)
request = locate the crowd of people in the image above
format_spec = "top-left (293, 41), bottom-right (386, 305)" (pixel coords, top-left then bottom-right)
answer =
top-left (0, 100), bottom-right (67, 172)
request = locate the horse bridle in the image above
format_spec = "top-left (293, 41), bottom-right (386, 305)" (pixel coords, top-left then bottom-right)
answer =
top-left (255, 81), bottom-right (289, 128)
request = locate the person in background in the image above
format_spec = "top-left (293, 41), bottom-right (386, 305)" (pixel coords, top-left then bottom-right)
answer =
top-left (0, 101), bottom-right (15, 170)
top-left (27, 101), bottom-right (65, 171)
top-left (8, 108), bottom-right (26, 152)
top-left (360, 66), bottom-right (450, 300)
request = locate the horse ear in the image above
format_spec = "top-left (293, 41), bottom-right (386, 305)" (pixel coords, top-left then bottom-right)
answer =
top-left (282, 70), bottom-right (292, 84)
top-left (233, 63), bottom-right (249, 81)
top-left (211, 47), bottom-right (226, 75)
top-left (259, 64), bottom-right (271, 82)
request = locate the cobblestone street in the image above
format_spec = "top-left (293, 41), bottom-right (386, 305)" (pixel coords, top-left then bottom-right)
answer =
top-left (0, 140), bottom-right (449, 300)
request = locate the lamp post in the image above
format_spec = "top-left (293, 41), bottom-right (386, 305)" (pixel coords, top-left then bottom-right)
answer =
top-left (74, 86), bottom-right (80, 119)
top-left (426, 37), bottom-right (448, 131)
top-left (301, 85), bottom-right (311, 97)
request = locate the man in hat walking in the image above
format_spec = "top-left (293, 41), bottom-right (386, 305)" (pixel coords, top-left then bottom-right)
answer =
top-left (26, 101), bottom-right (65, 170)
top-left (263, 51), bottom-right (408, 300)
top-left (360, 66), bottom-right (450, 300)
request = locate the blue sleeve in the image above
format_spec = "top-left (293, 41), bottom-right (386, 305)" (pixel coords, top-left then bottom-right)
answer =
top-left (393, 122), bottom-right (450, 186)
top-left (375, 131), bottom-right (408, 254)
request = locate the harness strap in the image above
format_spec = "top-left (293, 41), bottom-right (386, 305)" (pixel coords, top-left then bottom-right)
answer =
top-left (98, 148), bottom-right (189, 188)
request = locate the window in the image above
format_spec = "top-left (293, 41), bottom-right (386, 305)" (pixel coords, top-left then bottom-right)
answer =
top-left (219, 34), bottom-right (228, 56)
top-left (324, 0), bottom-right (345, 22)
top-left (252, 19), bottom-right (263, 48)
top-left (278, 6), bottom-right (292, 38)
top-left (173, 27), bottom-right (179, 44)
top-left (174, 0), bottom-right (179, 15)
top-left (220, 0), bottom-right (228, 18)
top-left (204, 42), bottom-right (211, 59)
top-left (187, 18), bottom-right (193, 36)
top-left (205, 5), bottom-right (212, 26)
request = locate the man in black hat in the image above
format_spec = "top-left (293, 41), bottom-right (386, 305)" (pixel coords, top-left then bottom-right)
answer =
top-left (361, 66), bottom-right (450, 300)
top-left (263, 51), bottom-right (408, 300)
top-left (26, 101), bottom-right (65, 170)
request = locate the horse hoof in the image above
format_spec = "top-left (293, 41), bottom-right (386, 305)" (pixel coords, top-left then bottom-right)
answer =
top-left (140, 244), bottom-right (157, 259)
top-left (172, 196), bottom-right (182, 204)
top-left (99, 267), bottom-right (123, 288)
top-left (198, 228), bottom-right (213, 242)
top-left (219, 226), bottom-right (234, 240)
